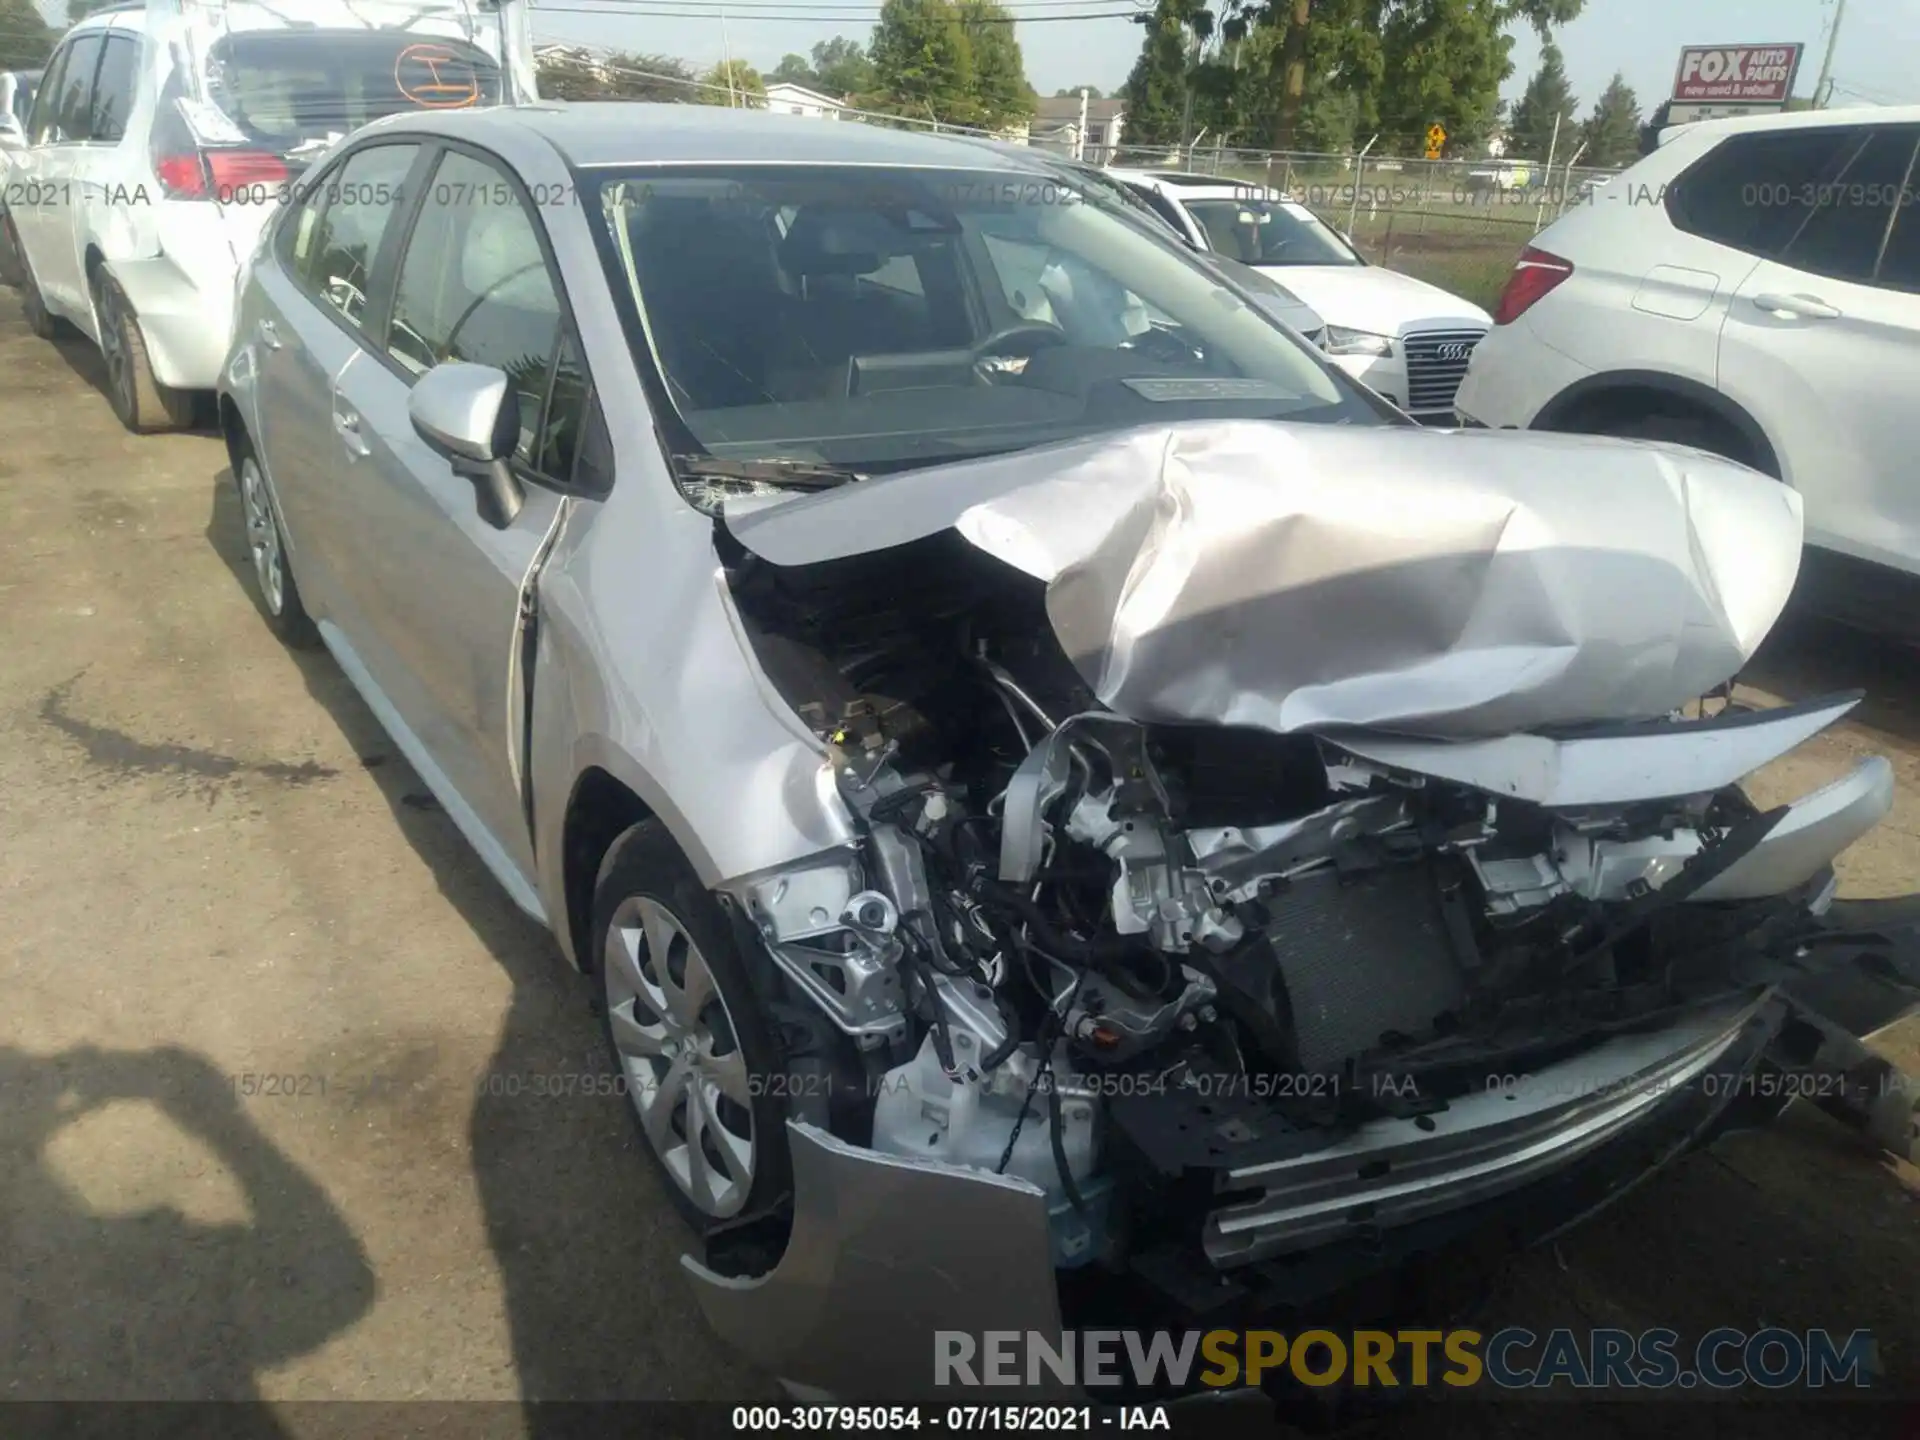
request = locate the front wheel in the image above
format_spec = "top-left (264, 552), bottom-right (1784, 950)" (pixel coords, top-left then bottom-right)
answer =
top-left (591, 820), bottom-right (792, 1234)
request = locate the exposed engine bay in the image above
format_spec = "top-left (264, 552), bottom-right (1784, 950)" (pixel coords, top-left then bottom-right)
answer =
top-left (713, 512), bottom-right (1902, 1295)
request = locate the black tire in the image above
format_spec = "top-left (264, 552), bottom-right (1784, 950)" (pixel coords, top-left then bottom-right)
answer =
top-left (0, 209), bottom-right (20, 288)
top-left (590, 819), bottom-right (792, 1236)
top-left (14, 218), bottom-right (63, 340)
top-left (231, 432), bottom-right (320, 649)
top-left (91, 268), bottom-right (196, 434)
top-left (1595, 411), bottom-right (1769, 475)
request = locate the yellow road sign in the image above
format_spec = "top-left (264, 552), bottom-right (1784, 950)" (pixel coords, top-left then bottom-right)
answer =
top-left (1426, 123), bottom-right (1447, 150)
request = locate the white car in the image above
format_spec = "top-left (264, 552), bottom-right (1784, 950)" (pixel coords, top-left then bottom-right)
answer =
top-left (4, 0), bottom-right (536, 434)
top-left (1108, 169), bottom-right (1493, 421)
top-left (0, 69), bottom-right (37, 144)
top-left (1457, 106), bottom-right (1920, 620)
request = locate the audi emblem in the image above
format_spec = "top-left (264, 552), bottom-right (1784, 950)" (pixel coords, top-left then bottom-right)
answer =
top-left (1432, 341), bottom-right (1476, 361)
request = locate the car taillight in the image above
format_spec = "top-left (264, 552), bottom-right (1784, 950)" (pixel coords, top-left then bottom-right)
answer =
top-left (207, 150), bottom-right (289, 197)
top-left (154, 152), bottom-right (210, 199)
top-left (149, 99), bottom-right (287, 202)
top-left (1493, 246), bottom-right (1574, 325)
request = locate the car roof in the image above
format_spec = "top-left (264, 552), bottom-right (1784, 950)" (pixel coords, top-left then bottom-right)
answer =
top-left (1674, 102), bottom-right (1920, 139)
top-left (366, 102), bottom-right (1073, 172)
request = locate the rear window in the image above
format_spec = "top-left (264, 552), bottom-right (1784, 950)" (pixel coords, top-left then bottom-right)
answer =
top-left (202, 31), bottom-right (502, 153)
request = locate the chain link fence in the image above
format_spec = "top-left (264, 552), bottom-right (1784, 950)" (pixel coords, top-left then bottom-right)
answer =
top-left (1096, 143), bottom-right (1627, 309)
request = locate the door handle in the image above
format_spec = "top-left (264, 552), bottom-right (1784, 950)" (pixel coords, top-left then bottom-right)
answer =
top-left (257, 318), bottom-right (281, 350)
top-left (1753, 292), bottom-right (1841, 320)
top-left (332, 405), bottom-right (369, 458)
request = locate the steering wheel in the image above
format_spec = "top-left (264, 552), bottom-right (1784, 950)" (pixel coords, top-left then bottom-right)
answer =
top-left (971, 321), bottom-right (1069, 363)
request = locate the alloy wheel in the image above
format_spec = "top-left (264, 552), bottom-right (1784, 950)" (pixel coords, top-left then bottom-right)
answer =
top-left (239, 457), bottom-right (285, 616)
top-left (96, 281), bottom-right (132, 417)
top-left (602, 895), bottom-right (757, 1219)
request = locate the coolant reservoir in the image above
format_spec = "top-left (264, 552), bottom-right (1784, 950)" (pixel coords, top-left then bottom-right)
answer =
top-left (870, 1032), bottom-right (1110, 1267)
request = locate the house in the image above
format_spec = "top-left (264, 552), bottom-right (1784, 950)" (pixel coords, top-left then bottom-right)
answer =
top-left (763, 82), bottom-right (847, 120)
top-left (1028, 94), bottom-right (1126, 163)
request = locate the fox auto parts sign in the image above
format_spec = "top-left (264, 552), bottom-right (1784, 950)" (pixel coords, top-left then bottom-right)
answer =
top-left (1671, 45), bottom-right (1804, 106)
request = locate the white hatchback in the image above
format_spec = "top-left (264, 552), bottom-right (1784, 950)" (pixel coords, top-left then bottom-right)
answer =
top-left (1457, 106), bottom-right (1920, 615)
top-left (5, 0), bottom-right (535, 433)
top-left (1108, 168), bottom-right (1493, 421)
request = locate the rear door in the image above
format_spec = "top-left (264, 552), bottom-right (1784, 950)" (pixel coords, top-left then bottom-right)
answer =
top-left (249, 140), bottom-right (424, 623)
top-left (15, 32), bottom-right (100, 315)
top-left (1716, 123), bottom-right (1920, 573)
top-left (75, 29), bottom-right (141, 301)
top-left (327, 143), bottom-right (595, 884)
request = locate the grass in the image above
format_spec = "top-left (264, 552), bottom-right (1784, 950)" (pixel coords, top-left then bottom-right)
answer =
top-left (1343, 207), bottom-right (1543, 312)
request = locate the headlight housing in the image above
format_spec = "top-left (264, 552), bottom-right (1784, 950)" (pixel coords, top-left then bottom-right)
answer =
top-left (1324, 326), bottom-right (1396, 358)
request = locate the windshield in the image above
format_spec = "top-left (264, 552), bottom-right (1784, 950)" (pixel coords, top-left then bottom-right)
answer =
top-left (1184, 196), bottom-right (1360, 268)
top-left (587, 164), bottom-right (1377, 479)
top-left (202, 31), bottom-right (502, 154)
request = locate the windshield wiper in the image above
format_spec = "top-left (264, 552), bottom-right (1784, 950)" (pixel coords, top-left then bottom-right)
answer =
top-left (672, 455), bottom-right (865, 491)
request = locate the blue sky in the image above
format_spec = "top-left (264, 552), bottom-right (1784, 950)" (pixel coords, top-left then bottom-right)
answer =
top-left (31, 1), bottom-right (1910, 117)
top-left (521, 0), bottom-right (1910, 113)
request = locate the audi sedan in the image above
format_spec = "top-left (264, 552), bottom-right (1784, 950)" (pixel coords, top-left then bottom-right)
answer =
top-left (219, 102), bottom-right (1920, 1404)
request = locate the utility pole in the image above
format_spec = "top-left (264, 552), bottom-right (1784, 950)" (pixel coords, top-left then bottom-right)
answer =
top-left (1813, 0), bottom-right (1848, 108)
top-left (1179, 22), bottom-right (1200, 163)
top-left (1077, 87), bottom-right (1090, 161)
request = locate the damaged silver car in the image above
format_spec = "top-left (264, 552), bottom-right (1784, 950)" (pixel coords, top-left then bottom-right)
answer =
top-left (219, 105), bottom-right (1920, 1402)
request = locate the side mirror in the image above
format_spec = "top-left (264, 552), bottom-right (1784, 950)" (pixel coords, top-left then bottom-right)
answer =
top-left (408, 361), bottom-right (524, 528)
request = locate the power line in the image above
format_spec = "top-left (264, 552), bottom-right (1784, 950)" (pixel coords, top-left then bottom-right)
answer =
top-left (536, 0), bottom-right (1147, 10)
top-left (532, 4), bottom-right (1148, 21)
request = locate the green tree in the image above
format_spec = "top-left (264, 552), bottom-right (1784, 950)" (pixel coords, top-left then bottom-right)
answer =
top-left (1506, 37), bottom-right (1576, 160)
top-left (66, 0), bottom-right (105, 23)
top-left (1212, 0), bottom-right (1582, 151)
top-left (0, 0), bottom-right (52, 69)
top-left (537, 51), bottom-right (699, 102)
top-left (812, 37), bottom-right (877, 96)
top-left (771, 53), bottom-right (819, 88)
top-left (698, 59), bottom-right (766, 106)
top-left (868, 0), bottom-right (978, 125)
top-left (1580, 71), bottom-right (1641, 168)
top-left (1374, 0), bottom-right (1513, 154)
top-left (958, 0), bottom-right (1035, 128)
top-left (1121, 0), bottom-right (1209, 149)
top-left (1055, 85), bottom-right (1104, 99)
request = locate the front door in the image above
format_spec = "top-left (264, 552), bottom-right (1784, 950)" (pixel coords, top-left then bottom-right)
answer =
top-left (325, 144), bottom-right (593, 893)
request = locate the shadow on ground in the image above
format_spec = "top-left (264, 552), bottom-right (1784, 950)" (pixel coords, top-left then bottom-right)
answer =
top-left (0, 1043), bottom-right (374, 1429)
top-left (201, 471), bottom-right (768, 1422)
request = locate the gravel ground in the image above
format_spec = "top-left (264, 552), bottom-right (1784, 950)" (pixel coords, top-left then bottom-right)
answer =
top-left (0, 304), bottom-right (1913, 1436)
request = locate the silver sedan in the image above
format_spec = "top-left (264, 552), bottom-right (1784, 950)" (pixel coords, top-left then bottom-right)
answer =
top-left (219, 102), bottom-right (1920, 1403)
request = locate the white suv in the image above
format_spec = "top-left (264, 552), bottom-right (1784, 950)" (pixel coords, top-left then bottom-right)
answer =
top-left (5, 0), bottom-right (535, 433)
top-left (1458, 107), bottom-right (1920, 612)
top-left (1108, 169), bottom-right (1493, 421)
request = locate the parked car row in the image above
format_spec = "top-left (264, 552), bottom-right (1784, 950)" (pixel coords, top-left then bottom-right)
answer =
top-left (1104, 168), bottom-right (1496, 422)
top-left (0, 0), bottom-right (533, 430)
top-left (4, 9), bottom-right (1919, 1406)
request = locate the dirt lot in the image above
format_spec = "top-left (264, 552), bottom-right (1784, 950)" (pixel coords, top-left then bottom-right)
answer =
top-left (0, 303), bottom-right (1916, 1435)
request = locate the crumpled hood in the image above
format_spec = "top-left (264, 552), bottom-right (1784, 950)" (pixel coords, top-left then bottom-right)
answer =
top-left (723, 420), bottom-right (1805, 739)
